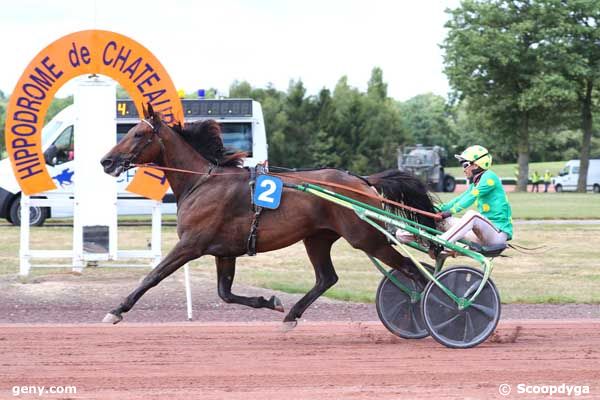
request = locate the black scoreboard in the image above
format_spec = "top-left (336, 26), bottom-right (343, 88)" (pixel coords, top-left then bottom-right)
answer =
top-left (116, 99), bottom-right (253, 119)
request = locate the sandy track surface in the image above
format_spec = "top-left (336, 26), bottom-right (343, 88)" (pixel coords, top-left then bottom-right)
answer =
top-left (1, 272), bottom-right (599, 324)
top-left (1, 274), bottom-right (598, 399)
top-left (1, 320), bottom-right (598, 399)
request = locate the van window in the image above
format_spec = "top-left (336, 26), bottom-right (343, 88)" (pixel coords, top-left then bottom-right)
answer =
top-left (572, 166), bottom-right (580, 174)
top-left (115, 122), bottom-right (253, 154)
top-left (41, 119), bottom-right (62, 144)
top-left (222, 122), bottom-right (252, 156)
top-left (44, 125), bottom-right (74, 166)
top-left (559, 166), bottom-right (569, 176)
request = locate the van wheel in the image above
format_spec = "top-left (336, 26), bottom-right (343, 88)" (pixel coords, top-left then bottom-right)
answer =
top-left (555, 184), bottom-right (563, 193)
top-left (443, 175), bottom-right (456, 192)
top-left (9, 197), bottom-right (47, 226)
top-left (594, 184), bottom-right (600, 194)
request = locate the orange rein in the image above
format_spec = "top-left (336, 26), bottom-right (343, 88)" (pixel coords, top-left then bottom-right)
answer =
top-left (270, 171), bottom-right (441, 220)
top-left (132, 163), bottom-right (441, 220)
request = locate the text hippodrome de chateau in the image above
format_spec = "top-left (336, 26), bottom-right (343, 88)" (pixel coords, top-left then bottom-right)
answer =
top-left (9, 40), bottom-right (177, 182)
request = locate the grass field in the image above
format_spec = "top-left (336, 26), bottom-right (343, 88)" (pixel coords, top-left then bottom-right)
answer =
top-left (445, 160), bottom-right (568, 179)
top-left (1, 221), bottom-right (599, 304)
top-left (435, 192), bottom-right (600, 220)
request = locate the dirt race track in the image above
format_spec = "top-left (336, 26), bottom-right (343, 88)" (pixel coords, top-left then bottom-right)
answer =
top-left (1, 320), bottom-right (598, 400)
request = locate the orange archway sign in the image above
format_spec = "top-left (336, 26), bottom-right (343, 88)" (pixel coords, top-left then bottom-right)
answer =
top-left (4, 30), bottom-right (183, 200)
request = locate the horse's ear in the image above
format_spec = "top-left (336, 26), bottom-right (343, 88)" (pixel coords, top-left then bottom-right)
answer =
top-left (142, 103), bottom-right (150, 119)
top-left (147, 103), bottom-right (155, 118)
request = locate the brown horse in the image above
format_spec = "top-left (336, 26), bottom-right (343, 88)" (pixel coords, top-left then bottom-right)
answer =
top-left (100, 104), bottom-right (436, 328)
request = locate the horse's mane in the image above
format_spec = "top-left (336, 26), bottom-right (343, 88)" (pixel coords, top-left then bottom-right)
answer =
top-left (171, 120), bottom-right (246, 167)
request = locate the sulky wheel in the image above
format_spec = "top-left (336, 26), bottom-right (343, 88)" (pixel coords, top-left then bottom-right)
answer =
top-left (376, 264), bottom-right (433, 339)
top-left (421, 266), bottom-right (501, 349)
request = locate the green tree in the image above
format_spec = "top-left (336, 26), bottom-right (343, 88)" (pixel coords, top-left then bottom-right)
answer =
top-left (542, 0), bottom-right (600, 191)
top-left (443, 0), bottom-right (573, 191)
top-left (45, 96), bottom-right (73, 123)
top-left (230, 81), bottom-right (288, 165)
top-left (0, 90), bottom-right (6, 156)
top-left (0, 106), bottom-right (5, 157)
top-left (116, 85), bottom-right (129, 99)
top-left (309, 89), bottom-right (342, 167)
top-left (330, 70), bottom-right (407, 174)
top-left (0, 92), bottom-right (72, 156)
top-left (399, 93), bottom-right (457, 151)
top-left (310, 129), bottom-right (341, 167)
top-left (229, 80), bottom-right (253, 98)
top-left (226, 69), bottom-right (407, 173)
top-left (367, 67), bottom-right (388, 101)
top-left (279, 80), bottom-right (319, 167)
top-left (364, 67), bottom-right (406, 171)
top-left (447, 99), bottom-right (494, 160)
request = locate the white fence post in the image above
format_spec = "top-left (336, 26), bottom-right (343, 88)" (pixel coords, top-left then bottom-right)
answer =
top-left (72, 76), bottom-right (117, 271)
top-left (19, 194), bottom-right (31, 277)
top-left (151, 201), bottom-right (162, 268)
top-left (184, 264), bottom-right (193, 320)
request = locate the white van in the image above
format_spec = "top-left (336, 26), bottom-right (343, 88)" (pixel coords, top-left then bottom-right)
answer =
top-left (552, 159), bottom-right (600, 193)
top-left (0, 98), bottom-right (268, 225)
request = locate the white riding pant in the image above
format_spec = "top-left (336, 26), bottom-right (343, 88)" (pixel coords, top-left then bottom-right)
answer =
top-left (438, 210), bottom-right (507, 246)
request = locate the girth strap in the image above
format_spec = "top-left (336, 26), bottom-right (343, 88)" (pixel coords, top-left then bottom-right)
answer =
top-left (246, 164), bottom-right (268, 256)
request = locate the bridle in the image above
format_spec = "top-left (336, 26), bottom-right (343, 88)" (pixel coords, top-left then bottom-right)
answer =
top-left (123, 118), bottom-right (165, 170)
top-left (127, 117), bottom-right (215, 205)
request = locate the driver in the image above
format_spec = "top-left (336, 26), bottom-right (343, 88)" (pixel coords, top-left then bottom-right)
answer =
top-left (435, 145), bottom-right (513, 250)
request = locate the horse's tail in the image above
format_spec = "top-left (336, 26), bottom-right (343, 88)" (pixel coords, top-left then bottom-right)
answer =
top-left (366, 169), bottom-right (436, 229)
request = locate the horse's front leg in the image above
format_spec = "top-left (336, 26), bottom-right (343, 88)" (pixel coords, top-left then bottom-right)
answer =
top-left (102, 240), bottom-right (200, 324)
top-left (216, 256), bottom-right (284, 312)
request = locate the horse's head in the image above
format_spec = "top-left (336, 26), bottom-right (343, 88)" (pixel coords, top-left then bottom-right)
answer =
top-left (100, 103), bottom-right (164, 177)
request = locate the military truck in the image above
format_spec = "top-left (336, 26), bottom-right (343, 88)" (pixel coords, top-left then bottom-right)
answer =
top-left (397, 145), bottom-right (456, 192)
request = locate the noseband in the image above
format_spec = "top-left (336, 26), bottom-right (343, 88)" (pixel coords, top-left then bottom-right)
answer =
top-left (124, 118), bottom-right (164, 169)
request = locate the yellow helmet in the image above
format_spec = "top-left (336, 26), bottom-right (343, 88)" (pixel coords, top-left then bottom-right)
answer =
top-left (455, 145), bottom-right (492, 170)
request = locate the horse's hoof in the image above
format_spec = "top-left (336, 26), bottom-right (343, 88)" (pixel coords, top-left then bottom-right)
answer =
top-left (102, 313), bottom-right (123, 324)
top-left (280, 320), bottom-right (298, 332)
top-left (271, 296), bottom-right (285, 313)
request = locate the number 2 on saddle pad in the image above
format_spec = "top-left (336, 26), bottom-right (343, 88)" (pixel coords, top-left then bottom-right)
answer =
top-left (253, 175), bottom-right (283, 209)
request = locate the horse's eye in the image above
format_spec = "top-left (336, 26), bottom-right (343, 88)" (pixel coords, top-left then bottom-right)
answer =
top-left (134, 131), bottom-right (143, 138)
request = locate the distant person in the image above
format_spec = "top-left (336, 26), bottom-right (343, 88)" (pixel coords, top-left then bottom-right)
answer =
top-left (531, 170), bottom-right (541, 192)
top-left (396, 145), bottom-right (512, 254)
top-left (543, 169), bottom-right (552, 192)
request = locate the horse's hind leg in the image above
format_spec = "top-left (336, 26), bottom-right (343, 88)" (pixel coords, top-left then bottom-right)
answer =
top-left (367, 242), bottom-right (426, 284)
top-left (216, 257), bottom-right (284, 312)
top-left (282, 231), bottom-right (340, 329)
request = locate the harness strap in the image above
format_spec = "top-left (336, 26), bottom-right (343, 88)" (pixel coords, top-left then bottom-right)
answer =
top-left (246, 166), bottom-right (264, 256)
top-left (247, 207), bottom-right (262, 256)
